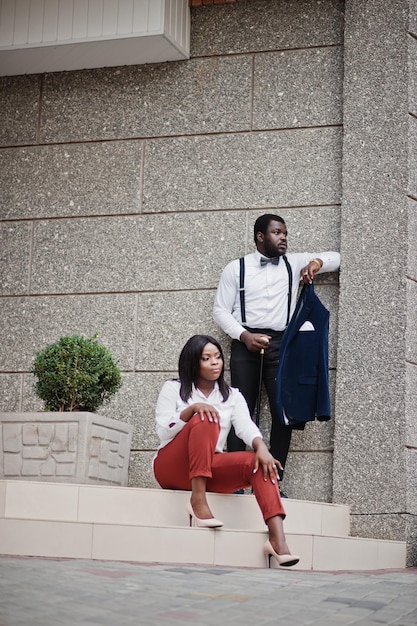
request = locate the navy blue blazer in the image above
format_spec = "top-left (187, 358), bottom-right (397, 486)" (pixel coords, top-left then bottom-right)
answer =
top-left (275, 283), bottom-right (331, 430)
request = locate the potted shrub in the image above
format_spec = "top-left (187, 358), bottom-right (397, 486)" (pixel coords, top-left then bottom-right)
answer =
top-left (0, 334), bottom-right (133, 486)
top-left (32, 333), bottom-right (122, 412)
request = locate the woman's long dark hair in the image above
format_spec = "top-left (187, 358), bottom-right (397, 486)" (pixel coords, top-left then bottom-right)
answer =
top-left (178, 335), bottom-right (230, 403)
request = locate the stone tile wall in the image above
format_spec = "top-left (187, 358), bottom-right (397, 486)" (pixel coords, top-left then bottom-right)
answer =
top-left (406, 1), bottom-right (417, 566)
top-left (333, 0), bottom-right (416, 565)
top-left (1, 0), bottom-right (343, 502)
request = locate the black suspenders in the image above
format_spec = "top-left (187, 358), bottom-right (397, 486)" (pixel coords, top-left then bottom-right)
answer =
top-left (239, 255), bottom-right (293, 327)
top-left (239, 256), bottom-right (246, 324)
top-left (282, 255), bottom-right (293, 327)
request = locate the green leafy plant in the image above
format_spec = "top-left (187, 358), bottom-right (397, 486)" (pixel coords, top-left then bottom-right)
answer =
top-left (32, 334), bottom-right (122, 412)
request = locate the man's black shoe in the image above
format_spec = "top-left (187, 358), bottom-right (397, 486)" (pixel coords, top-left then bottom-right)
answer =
top-left (234, 489), bottom-right (244, 495)
top-left (279, 489), bottom-right (288, 499)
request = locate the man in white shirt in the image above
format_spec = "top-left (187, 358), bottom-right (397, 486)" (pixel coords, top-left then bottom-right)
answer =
top-left (213, 214), bottom-right (340, 494)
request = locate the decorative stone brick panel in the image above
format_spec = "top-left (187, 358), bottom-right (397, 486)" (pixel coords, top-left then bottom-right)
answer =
top-left (0, 413), bottom-right (133, 486)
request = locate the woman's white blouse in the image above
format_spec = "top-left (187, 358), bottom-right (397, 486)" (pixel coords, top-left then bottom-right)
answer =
top-left (155, 380), bottom-right (263, 452)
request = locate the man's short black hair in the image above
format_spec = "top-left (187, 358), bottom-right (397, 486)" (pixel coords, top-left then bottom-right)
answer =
top-left (253, 214), bottom-right (286, 244)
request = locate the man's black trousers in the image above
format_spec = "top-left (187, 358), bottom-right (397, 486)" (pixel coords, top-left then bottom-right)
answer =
top-left (227, 331), bottom-right (292, 478)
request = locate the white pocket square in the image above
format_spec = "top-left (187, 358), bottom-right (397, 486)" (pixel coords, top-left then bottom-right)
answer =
top-left (299, 321), bottom-right (315, 331)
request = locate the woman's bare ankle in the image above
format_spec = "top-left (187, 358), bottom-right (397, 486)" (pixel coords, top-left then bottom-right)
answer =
top-left (269, 537), bottom-right (291, 555)
top-left (190, 497), bottom-right (213, 520)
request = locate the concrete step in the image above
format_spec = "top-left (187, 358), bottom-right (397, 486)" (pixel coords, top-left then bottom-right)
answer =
top-left (0, 480), bottom-right (407, 571)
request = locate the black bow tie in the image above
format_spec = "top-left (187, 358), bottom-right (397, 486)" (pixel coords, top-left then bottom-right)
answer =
top-left (260, 256), bottom-right (280, 266)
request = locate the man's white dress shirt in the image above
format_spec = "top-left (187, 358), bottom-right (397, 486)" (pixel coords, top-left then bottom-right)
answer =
top-left (213, 250), bottom-right (340, 339)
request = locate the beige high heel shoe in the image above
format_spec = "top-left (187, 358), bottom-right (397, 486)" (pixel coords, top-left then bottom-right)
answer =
top-left (186, 501), bottom-right (223, 528)
top-left (264, 540), bottom-right (300, 568)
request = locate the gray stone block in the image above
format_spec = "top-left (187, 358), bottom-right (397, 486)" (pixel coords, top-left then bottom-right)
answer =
top-left (314, 285), bottom-right (339, 369)
top-left (0, 375), bottom-right (23, 412)
top-left (291, 420), bottom-right (334, 453)
top-left (282, 451), bottom-right (333, 503)
top-left (405, 363), bottom-right (417, 448)
top-left (29, 211), bottom-right (246, 295)
top-left (405, 513), bottom-right (417, 567)
top-left (21, 374), bottom-right (43, 413)
top-left (409, 117), bottom-right (417, 197)
top-left (0, 142), bottom-right (142, 220)
top-left (135, 290), bottom-right (229, 371)
top-left (190, 0), bottom-right (344, 56)
top-left (0, 222), bottom-right (31, 295)
top-left (253, 47), bottom-right (343, 130)
top-left (99, 371), bottom-right (172, 451)
top-left (349, 512), bottom-right (407, 543)
top-left (408, 199), bottom-right (417, 278)
top-left (128, 450), bottom-right (158, 489)
top-left (333, 414), bottom-right (407, 515)
top-left (409, 37), bottom-right (417, 117)
top-left (337, 284), bottom-right (407, 389)
top-left (0, 295), bottom-right (136, 372)
top-left (0, 75), bottom-right (40, 147)
top-left (245, 206), bottom-right (341, 254)
top-left (40, 57), bottom-right (252, 143)
top-left (143, 128), bottom-right (342, 212)
top-left (406, 280), bottom-right (417, 362)
top-left (410, 0), bottom-right (417, 36)
top-left (406, 447), bottom-right (417, 514)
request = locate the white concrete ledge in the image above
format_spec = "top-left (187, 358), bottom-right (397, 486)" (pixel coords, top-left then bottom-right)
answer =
top-left (0, 0), bottom-right (190, 76)
top-left (0, 480), bottom-right (407, 570)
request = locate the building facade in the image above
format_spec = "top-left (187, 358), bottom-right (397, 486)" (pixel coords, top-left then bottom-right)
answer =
top-left (1, 0), bottom-right (416, 564)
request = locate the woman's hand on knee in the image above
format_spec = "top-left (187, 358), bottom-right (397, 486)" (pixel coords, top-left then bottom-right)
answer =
top-left (180, 403), bottom-right (220, 423)
top-left (191, 403), bottom-right (220, 423)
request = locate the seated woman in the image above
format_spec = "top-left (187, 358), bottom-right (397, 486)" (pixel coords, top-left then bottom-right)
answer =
top-left (153, 334), bottom-right (299, 568)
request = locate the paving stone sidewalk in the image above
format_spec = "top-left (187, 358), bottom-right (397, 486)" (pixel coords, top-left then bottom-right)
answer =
top-left (0, 555), bottom-right (416, 626)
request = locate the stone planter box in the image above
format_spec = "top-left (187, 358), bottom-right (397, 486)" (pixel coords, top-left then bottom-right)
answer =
top-left (0, 412), bottom-right (133, 486)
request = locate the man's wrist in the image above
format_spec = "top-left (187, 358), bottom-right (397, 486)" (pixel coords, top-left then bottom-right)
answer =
top-left (239, 330), bottom-right (250, 342)
top-left (309, 258), bottom-right (323, 270)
